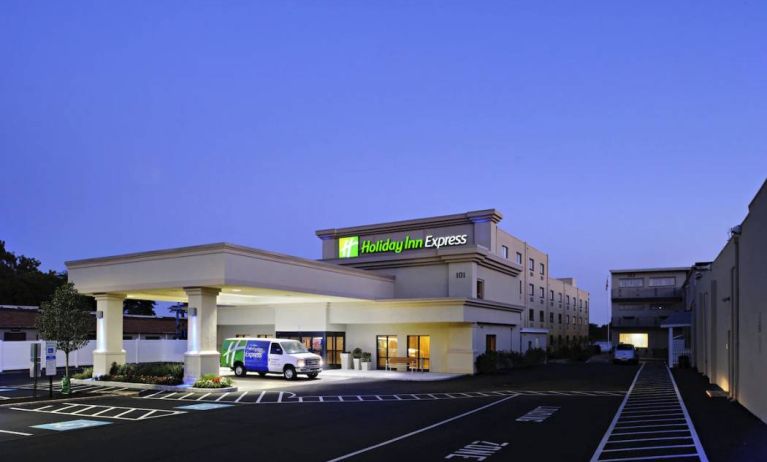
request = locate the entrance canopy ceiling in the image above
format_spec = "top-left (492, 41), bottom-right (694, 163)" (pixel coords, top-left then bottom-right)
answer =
top-left (66, 243), bottom-right (394, 304)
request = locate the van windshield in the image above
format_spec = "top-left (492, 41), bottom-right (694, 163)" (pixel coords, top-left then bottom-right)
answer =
top-left (617, 344), bottom-right (634, 351)
top-left (281, 341), bottom-right (309, 354)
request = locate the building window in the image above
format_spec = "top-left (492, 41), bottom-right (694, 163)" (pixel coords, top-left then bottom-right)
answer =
top-left (539, 310), bottom-right (544, 322)
top-left (528, 283), bottom-right (534, 296)
top-left (486, 335), bottom-right (497, 353)
top-left (566, 315), bottom-right (570, 324)
top-left (549, 289), bottom-right (554, 300)
top-left (519, 280), bottom-right (522, 294)
top-left (528, 258), bottom-right (535, 271)
top-left (619, 278), bottom-right (644, 288)
top-left (558, 313), bottom-right (562, 324)
top-left (619, 332), bottom-right (648, 348)
top-left (558, 293), bottom-right (562, 302)
top-left (540, 263), bottom-right (545, 275)
top-left (539, 287), bottom-right (545, 298)
top-left (529, 309), bottom-right (535, 321)
top-left (648, 277), bottom-right (676, 287)
top-left (515, 252), bottom-right (522, 264)
top-left (476, 279), bottom-right (485, 299)
top-left (566, 295), bottom-right (570, 305)
top-left (549, 312), bottom-right (554, 323)
top-left (500, 245), bottom-right (509, 259)
top-left (376, 335), bottom-right (398, 369)
top-left (407, 335), bottom-right (430, 371)
top-left (585, 300), bottom-right (589, 311)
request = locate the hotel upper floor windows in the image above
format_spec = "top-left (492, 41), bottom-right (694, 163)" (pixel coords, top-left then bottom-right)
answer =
top-left (528, 258), bottom-right (535, 271)
top-left (648, 277), bottom-right (676, 287)
top-left (476, 279), bottom-right (485, 300)
top-left (539, 287), bottom-right (545, 298)
top-left (549, 290), bottom-right (554, 300)
top-left (619, 278), bottom-right (644, 288)
top-left (528, 283), bottom-right (534, 295)
top-left (539, 310), bottom-right (544, 322)
top-left (558, 313), bottom-right (562, 324)
top-left (529, 309), bottom-right (535, 321)
top-left (558, 293), bottom-right (562, 302)
top-left (516, 252), bottom-right (523, 264)
top-left (519, 280), bottom-right (522, 294)
top-left (566, 295), bottom-right (570, 305)
top-left (549, 312), bottom-right (554, 323)
top-left (500, 245), bottom-right (509, 259)
top-left (539, 263), bottom-right (545, 275)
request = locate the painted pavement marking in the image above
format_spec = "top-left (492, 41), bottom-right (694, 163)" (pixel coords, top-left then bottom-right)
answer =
top-left (445, 440), bottom-right (509, 460)
top-left (11, 402), bottom-right (185, 421)
top-left (31, 419), bottom-right (112, 431)
top-left (515, 405), bottom-right (560, 423)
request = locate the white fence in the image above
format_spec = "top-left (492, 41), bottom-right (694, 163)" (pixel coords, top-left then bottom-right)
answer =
top-left (0, 339), bottom-right (187, 372)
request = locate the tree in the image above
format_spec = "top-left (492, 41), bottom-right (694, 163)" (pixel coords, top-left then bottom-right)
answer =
top-left (123, 299), bottom-right (156, 316)
top-left (0, 240), bottom-right (84, 306)
top-left (36, 283), bottom-right (91, 389)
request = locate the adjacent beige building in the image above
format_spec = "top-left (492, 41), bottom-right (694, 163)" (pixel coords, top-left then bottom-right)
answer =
top-left (67, 209), bottom-right (590, 381)
top-left (689, 180), bottom-right (767, 424)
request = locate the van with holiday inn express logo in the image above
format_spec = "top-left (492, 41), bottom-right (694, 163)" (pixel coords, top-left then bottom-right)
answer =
top-left (220, 337), bottom-right (323, 380)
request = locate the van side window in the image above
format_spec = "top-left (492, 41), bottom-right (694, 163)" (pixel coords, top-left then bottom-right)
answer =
top-left (270, 343), bottom-right (283, 355)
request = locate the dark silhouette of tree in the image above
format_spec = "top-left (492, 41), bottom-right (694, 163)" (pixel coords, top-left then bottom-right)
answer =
top-left (123, 299), bottom-right (156, 316)
top-left (0, 240), bottom-right (69, 306)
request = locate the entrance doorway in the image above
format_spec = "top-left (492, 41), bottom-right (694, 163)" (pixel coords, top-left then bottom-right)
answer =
top-left (407, 335), bottom-right (430, 371)
top-left (275, 331), bottom-right (345, 368)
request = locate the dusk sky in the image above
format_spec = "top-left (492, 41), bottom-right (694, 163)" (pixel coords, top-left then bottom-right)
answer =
top-left (1, 2), bottom-right (765, 324)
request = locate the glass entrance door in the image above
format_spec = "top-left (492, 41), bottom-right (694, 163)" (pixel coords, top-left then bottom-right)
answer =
top-left (407, 335), bottom-right (430, 371)
top-left (376, 335), bottom-right (398, 369)
top-left (275, 331), bottom-right (345, 369)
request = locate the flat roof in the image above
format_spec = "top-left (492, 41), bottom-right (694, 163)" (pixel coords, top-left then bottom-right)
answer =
top-left (610, 267), bottom-right (690, 274)
top-left (316, 209), bottom-right (502, 238)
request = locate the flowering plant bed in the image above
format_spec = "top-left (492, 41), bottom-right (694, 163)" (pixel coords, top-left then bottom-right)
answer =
top-left (193, 374), bottom-right (233, 389)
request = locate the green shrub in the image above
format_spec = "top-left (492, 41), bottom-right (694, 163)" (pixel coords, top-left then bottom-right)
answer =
top-left (99, 362), bottom-right (184, 385)
top-left (352, 348), bottom-right (362, 359)
top-left (476, 351), bottom-right (498, 374)
top-left (193, 374), bottom-right (233, 389)
top-left (523, 348), bottom-right (547, 366)
top-left (72, 367), bottom-right (93, 380)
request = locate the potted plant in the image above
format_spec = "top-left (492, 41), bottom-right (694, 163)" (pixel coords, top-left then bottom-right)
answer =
top-left (360, 352), bottom-right (372, 371)
top-left (339, 351), bottom-right (352, 370)
top-left (352, 348), bottom-right (362, 370)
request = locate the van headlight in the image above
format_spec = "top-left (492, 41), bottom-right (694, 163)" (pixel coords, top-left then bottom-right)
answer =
top-left (319, 358), bottom-right (324, 367)
top-left (297, 359), bottom-right (305, 368)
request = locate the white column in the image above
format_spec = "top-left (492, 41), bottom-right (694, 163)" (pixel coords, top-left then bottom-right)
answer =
top-left (668, 327), bottom-right (674, 367)
top-left (93, 293), bottom-right (126, 377)
top-left (183, 287), bottom-right (220, 383)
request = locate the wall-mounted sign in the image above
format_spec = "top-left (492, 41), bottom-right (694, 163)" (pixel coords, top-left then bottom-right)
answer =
top-left (339, 234), bottom-right (468, 258)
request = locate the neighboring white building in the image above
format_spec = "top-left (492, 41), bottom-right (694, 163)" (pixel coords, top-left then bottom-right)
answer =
top-left (66, 209), bottom-right (590, 382)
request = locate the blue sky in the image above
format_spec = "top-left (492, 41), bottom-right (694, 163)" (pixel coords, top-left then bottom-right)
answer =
top-left (1, 2), bottom-right (765, 324)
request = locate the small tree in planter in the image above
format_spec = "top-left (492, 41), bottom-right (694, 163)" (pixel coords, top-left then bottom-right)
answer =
top-left (36, 283), bottom-right (91, 394)
top-left (352, 348), bottom-right (362, 370)
top-left (360, 352), bottom-right (372, 371)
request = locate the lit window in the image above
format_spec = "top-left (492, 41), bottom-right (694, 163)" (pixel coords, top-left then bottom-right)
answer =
top-left (619, 333), bottom-right (648, 348)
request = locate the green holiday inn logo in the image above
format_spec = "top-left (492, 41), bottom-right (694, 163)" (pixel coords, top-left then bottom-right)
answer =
top-left (338, 236), bottom-right (359, 258)
top-left (338, 233), bottom-right (467, 258)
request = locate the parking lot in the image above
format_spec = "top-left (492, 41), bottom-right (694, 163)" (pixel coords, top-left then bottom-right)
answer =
top-left (1, 361), bottom-right (762, 461)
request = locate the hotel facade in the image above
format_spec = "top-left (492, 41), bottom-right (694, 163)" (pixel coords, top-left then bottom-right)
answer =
top-left (67, 209), bottom-right (589, 381)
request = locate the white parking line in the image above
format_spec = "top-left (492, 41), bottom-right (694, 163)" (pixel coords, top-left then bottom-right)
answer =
top-left (0, 429), bottom-right (33, 436)
top-left (326, 395), bottom-right (518, 462)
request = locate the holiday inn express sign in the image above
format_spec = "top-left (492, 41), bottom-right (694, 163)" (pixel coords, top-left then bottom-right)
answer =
top-left (338, 233), bottom-right (468, 258)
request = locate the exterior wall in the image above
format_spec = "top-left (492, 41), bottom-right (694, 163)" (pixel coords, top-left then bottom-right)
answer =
top-left (737, 185), bottom-right (767, 423)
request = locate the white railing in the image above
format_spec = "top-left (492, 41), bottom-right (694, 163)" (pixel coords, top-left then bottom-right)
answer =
top-left (0, 339), bottom-right (187, 372)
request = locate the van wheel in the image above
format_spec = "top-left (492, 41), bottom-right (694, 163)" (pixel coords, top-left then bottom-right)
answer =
top-left (283, 366), bottom-right (297, 381)
top-left (234, 363), bottom-right (247, 377)
top-left (307, 372), bottom-right (318, 379)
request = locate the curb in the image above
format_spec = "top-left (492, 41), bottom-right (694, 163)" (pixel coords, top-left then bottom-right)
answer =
top-left (71, 378), bottom-right (237, 393)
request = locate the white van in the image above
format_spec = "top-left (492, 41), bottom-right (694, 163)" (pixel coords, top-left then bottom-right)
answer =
top-left (220, 337), bottom-right (323, 380)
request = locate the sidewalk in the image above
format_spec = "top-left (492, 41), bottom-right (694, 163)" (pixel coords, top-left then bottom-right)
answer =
top-left (673, 368), bottom-right (767, 461)
top-left (320, 368), bottom-right (465, 382)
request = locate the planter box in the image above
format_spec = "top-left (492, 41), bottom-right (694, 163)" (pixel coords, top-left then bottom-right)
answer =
top-left (339, 353), bottom-right (352, 370)
top-left (71, 378), bottom-right (237, 393)
top-left (352, 358), bottom-right (361, 370)
top-left (360, 362), bottom-right (371, 371)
